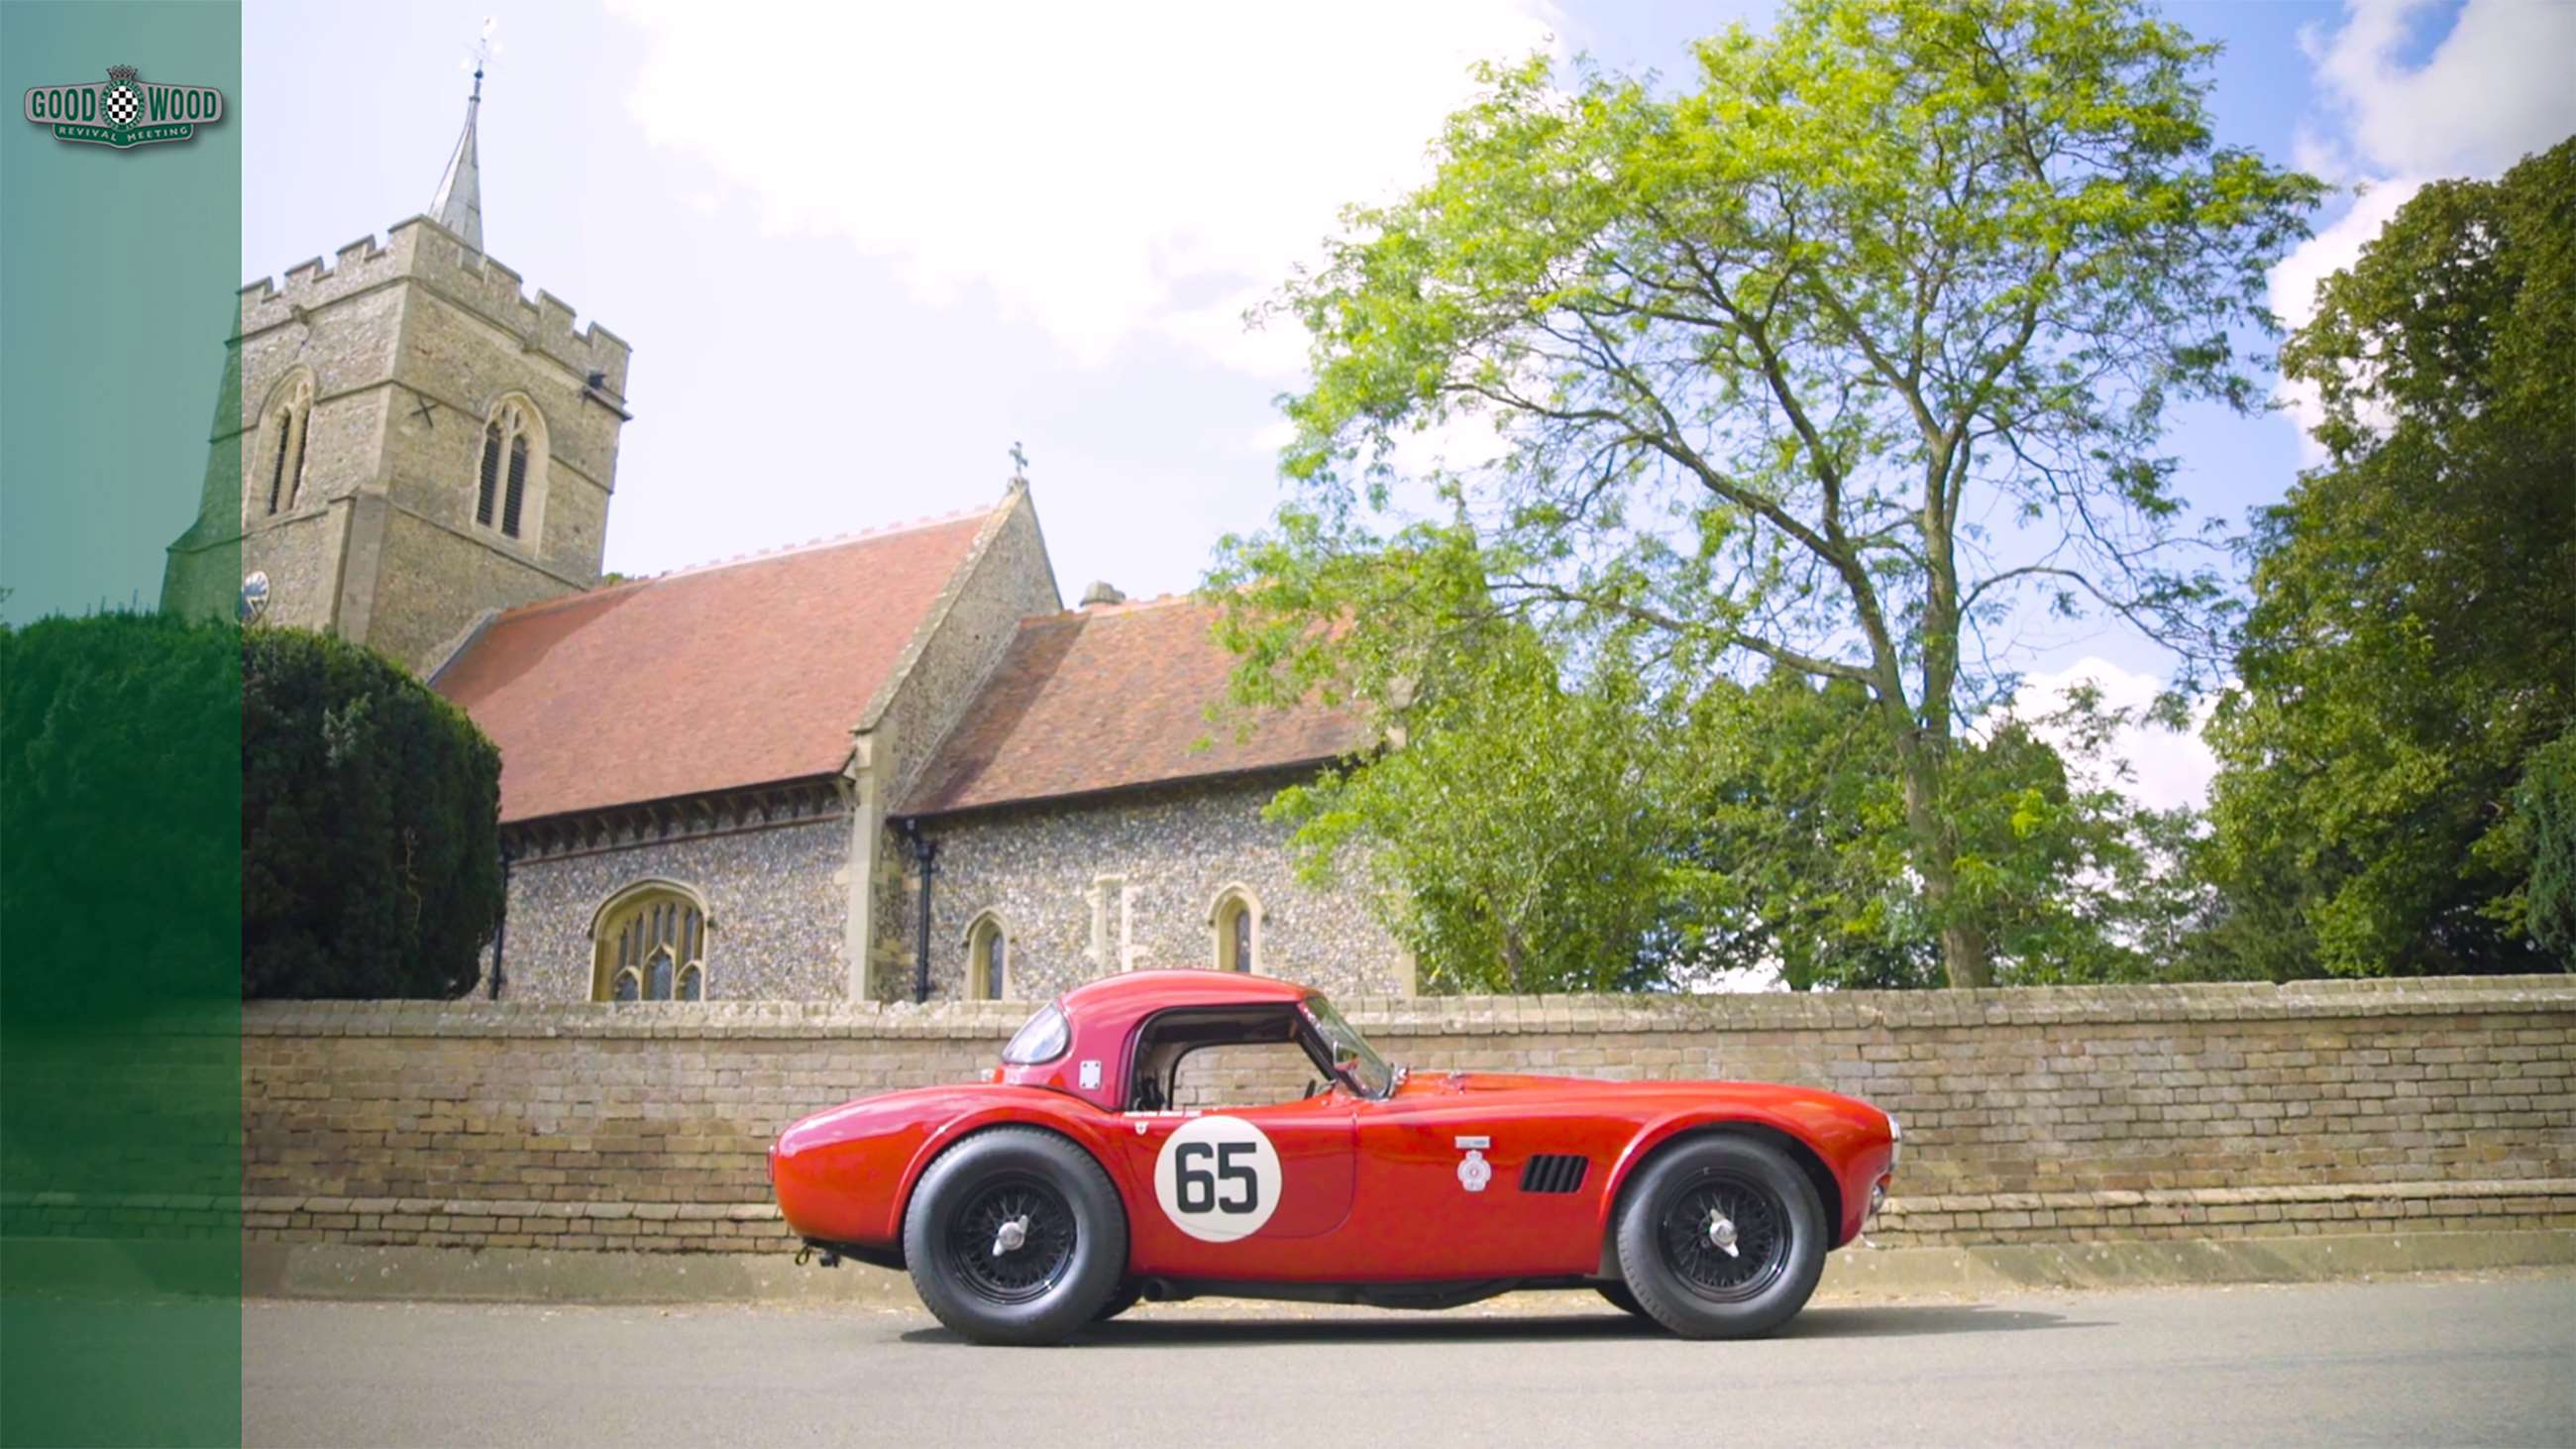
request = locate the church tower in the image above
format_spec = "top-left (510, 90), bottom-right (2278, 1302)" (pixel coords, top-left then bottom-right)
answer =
top-left (162, 58), bottom-right (631, 672)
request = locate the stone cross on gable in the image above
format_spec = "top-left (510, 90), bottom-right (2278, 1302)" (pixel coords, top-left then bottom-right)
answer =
top-left (1010, 441), bottom-right (1028, 480)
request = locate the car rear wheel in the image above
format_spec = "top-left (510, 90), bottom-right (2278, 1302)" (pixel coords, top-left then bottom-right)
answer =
top-left (902, 1128), bottom-right (1127, 1345)
top-left (1612, 1135), bottom-right (1826, 1340)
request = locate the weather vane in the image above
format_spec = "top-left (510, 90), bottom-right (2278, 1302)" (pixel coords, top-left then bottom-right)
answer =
top-left (460, 16), bottom-right (501, 100)
top-left (1010, 441), bottom-right (1028, 481)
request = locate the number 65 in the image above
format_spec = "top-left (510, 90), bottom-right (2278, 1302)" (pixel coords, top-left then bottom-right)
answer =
top-left (1174, 1141), bottom-right (1260, 1214)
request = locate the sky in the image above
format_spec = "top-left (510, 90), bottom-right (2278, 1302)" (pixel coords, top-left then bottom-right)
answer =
top-left (239, 0), bottom-right (2576, 812)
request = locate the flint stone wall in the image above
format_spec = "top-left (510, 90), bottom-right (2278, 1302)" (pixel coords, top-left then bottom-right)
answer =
top-left (488, 816), bottom-right (851, 1003)
top-left (908, 775), bottom-right (1415, 1003)
top-left (209, 976), bottom-right (2576, 1259)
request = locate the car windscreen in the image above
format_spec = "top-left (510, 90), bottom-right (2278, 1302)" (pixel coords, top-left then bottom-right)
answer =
top-left (1300, 995), bottom-right (1394, 1099)
top-left (1001, 1003), bottom-right (1070, 1064)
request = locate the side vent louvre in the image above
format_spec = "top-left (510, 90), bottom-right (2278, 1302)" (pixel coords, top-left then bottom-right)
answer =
top-left (1518, 1154), bottom-right (1589, 1194)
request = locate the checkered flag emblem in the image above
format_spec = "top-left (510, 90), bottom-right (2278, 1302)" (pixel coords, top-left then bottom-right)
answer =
top-left (103, 64), bottom-right (140, 127)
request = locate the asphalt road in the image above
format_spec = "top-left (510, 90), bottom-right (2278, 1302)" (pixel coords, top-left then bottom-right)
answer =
top-left (242, 1274), bottom-right (2576, 1448)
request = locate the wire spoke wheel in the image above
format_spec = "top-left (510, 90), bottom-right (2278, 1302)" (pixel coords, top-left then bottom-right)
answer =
top-left (946, 1173), bottom-right (1078, 1305)
top-left (1655, 1169), bottom-right (1792, 1303)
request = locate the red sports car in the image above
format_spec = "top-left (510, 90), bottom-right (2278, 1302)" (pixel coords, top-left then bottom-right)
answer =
top-left (770, 971), bottom-right (1899, 1344)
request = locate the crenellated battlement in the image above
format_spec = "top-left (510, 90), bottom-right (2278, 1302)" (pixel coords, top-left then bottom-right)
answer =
top-left (239, 215), bottom-right (630, 396)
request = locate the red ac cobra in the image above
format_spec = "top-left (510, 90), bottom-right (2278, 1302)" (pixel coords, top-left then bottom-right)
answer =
top-left (770, 971), bottom-right (1898, 1344)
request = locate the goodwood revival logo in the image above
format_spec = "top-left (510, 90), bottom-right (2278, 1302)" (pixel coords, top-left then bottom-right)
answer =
top-left (23, 64), bottom-right (226, 150)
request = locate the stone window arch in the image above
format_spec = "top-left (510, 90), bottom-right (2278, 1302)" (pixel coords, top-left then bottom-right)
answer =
top-left (474, 393), bottom-right (549, 542)
top-left (253, 371), bottom-right (316, 520)
top-left (1208, 883), bottom-right (1263, 974)
top-left (963, 910), bottom-right (1012, 1001)
top-left (590, 879), bottom-right (710, 1002)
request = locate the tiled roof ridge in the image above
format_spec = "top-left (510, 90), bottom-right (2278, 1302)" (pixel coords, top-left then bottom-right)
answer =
top-left (496, 501), bottom-right (1001, 621)
top-left (1021, 588), bottom-right (1211, 625)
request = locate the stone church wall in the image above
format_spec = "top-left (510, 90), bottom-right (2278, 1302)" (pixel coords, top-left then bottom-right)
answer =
top-left (216, 977), bottom-right (2576, 1260)
top-left (165, 218), bottom-right (630, 670)
top-left (491, 815), bottom-right (852, 1003)
top-left (907, 774), bottom-right (1414, 1002)
top-left (367, 510), bottom-right (597, 672)
top-left (383, 279), bottom-right (619, 586)
top-left (233, 508), bottom-right (345, 634)
top-left (861, 493), bottom-right (1062, 996)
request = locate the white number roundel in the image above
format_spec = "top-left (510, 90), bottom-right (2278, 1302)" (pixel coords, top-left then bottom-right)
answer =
top-left (1152, 1115), bottom-right (1282, 1242)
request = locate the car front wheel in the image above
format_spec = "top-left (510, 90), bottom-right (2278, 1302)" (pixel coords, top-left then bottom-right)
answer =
top-left (1612, 1135), bottom-right (1826, 1339)
top-left (902, 1127), bottom-right (1127, 1345)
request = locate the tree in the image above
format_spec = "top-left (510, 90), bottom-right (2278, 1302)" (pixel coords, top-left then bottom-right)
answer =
top-left (1222, 517), bottom-right (2195, 992)
top-left (1217, 0), bottom-right (2320, 985)
top-left (243, 627), bottom-right (504, 998)
top-left (1674, 670), bottom-right (2208, 989)
top-left (2203, 141), bottom-right (2576, 976)
top-left (1264, 598), bottom-right (1694, 993)
top-left (1668, 671), bottom-right (2190, 989)
top-left (1, 612), bottom-right (242, 1022)
top-left (2522, 729), bottom-right (2576, 961)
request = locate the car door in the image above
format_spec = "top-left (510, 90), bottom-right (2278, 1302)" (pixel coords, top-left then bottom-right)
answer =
top-left (1113, 1018), bottom-right (1358, 1280)
top-left (1339, 1085), bottom-right (1606, 1280)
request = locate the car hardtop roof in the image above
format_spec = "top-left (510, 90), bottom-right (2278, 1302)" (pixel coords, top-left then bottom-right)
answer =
top-left (1056, 969), bottom-right (1315, 1020)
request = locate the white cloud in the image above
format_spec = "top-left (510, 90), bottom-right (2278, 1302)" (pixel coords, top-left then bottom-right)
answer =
top-left (609, 0), bottom-right (1560, 372)
top-left (2299, 0), bottom-right (2576, 179)
top-left (2271, 1), bottom-right (2576, 456)
top-left (2003, 657), bottom-right (2217, 814)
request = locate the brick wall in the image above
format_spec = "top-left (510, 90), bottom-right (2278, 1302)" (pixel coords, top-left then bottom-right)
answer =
top-left (225, 977), bottom-right (2576, 1258)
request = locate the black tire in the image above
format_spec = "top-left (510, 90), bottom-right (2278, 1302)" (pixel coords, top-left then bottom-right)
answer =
top-left (1595, 1281), bottom-right (1649, 1319)
top-left (1612, 1134), bottom-right (1826, 1340)
top-left (1092, 1282), bottom-right (1143, 1322)
top-left (902, 1127), bottom-right (1127, 1345)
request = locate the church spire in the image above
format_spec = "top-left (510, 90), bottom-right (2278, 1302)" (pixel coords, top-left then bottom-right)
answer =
top-left (431, 21), bottom-right (495, 252)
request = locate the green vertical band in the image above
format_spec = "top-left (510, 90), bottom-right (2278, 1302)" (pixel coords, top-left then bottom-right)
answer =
top-left (1, 4), bottom-right (245, 1446)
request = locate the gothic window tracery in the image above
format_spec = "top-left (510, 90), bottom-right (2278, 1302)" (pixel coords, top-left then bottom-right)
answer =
top-left (965, 912), bottom-right (1011, 1000)
top-left (259, 374), bottom-right (315, 518)
top-left (592, 883), bottom-right (709, 1002)
top-left (1210, 884), bottom-right (1262, 974)
top-left (475, 395), bottom-right (546, 541)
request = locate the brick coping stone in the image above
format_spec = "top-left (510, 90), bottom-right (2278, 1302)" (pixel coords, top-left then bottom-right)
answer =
top-left (217, 975), bottom-right (2576, 1041)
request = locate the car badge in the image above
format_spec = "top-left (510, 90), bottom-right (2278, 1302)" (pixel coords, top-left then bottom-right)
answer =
top-left (1454, 1135), bottom-right (1493, 1193)
top-left (1079, 1059), bottom-right (1103, 1090)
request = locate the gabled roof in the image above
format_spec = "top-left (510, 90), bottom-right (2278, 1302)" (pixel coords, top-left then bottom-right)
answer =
top-left (435, 506), bottom-right (997, 824)
top-left (900, 594), bottom-right (1373, 818)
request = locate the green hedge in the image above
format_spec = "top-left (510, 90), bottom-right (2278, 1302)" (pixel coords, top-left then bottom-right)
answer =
top-left (243, 626), bottom-right (502, 998)
top-left (1, 612), bottom-right (243, 1022)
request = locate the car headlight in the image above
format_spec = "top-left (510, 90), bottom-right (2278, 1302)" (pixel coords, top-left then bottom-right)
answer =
top-left (1886, 1111), bottom-right (1902, 1170)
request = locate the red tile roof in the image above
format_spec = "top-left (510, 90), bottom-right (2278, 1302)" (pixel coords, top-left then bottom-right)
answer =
top-left (435, 509), bottom-right (994, 823)
top-left (902, 595), bottom-right (1373, 817)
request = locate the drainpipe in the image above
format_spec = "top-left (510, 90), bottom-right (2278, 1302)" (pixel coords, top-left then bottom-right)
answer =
top-left (901, 820), bottom-right (937, 1003)
top-left (487, 840), bottom-right (513, 1000)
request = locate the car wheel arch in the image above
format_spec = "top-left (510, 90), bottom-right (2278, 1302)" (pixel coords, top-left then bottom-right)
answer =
top-left (895, 1115), bottom-right (1136, 1263)
top-left (1594, 1118), bottom-right (1843, 1278)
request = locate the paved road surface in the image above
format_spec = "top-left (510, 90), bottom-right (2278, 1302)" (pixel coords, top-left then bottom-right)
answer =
top-left (244, 1274), bottom-right (2576, 1447)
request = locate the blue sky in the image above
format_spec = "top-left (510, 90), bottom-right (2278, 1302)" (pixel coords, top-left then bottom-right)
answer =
top-left (242, 1), bottom-right (2573, 808)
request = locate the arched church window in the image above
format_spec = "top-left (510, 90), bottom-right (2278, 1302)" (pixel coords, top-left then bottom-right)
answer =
top-left (259, 374), bottom-right (315, 518)
top-left (591, 882), bottom-right (709, 1002)
top-left (965, 912), bottom-right (1011, 1001)
top-left (1209, 885), bottom-right (1262, 974)
top-left (474, 395), bottom-right (546, 541)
